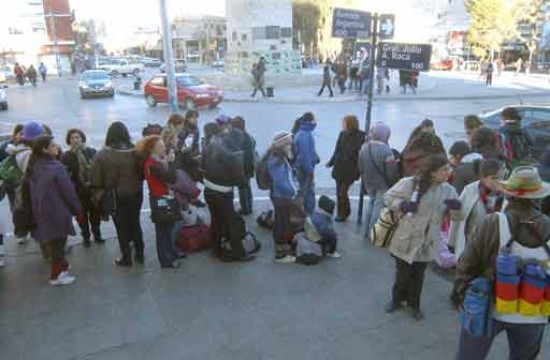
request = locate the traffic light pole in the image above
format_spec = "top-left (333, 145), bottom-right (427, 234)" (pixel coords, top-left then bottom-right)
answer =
top-left (358, 13), bottom-right (379, 226)
top-left (159, 0), bottom-right (178, 113)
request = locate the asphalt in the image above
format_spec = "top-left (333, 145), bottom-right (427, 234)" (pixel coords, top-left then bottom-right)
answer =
top-left (3, 199), bottom-right (548, 359)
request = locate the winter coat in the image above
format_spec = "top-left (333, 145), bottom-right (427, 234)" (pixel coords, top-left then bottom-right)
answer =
top-left (202, 133), bottom-right (245, 190)
top-left (454, 201), bottom-right (550, 305)
top-left (327, 129), bottom-right (365, 184)
top-left (450, 153), bottom-right (483, 194)
top-left (293, 121), bottom-right (319, 175)
top-left (385, 177), bottom-right (462, 263)
top-left (90, 144), bottom-right (144, 198)
top-left (268, 153), bottom-right (298, 200)
top-left (28, 157), bottom-right (83, 242)
top-left (322, 65), bottom-right (331, 84)
top-left (359, 140), bottom-right (399, 191)
top-left (241, 132), bottom-right (257, 179)
top-left (60, 147), bottom-right (97, 199)
top-left (448, 180), bottom-right (506, 258)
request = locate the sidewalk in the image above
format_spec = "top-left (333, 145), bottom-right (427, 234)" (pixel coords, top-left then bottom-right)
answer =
top-left (1, 198), bottom-right (548, 359)
top-left (118, 71), bottom-right (550, 104)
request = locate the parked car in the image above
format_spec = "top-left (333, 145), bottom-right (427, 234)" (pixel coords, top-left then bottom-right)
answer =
top-left (143, 73), bottom-right (223, 109)
top-left (0, 65), bottom-right (15, 84)
top-left (212, 60), bottom-right (225, 69)
top-left (479, 105), bottom-right (550, 159)
top-left (142, 57), bottom-right (162, 67)
top-left (79, 70), bottom-right (115, 99)
top-left (160, 59), bottom-right (187, 73)
top-left (0, 88), bottom-right (8, 110)
top-left (98, 58), bottom-right (144, 77)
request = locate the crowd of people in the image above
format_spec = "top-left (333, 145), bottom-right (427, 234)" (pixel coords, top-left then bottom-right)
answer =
top-left (0, 105), bottom-right (548, 358)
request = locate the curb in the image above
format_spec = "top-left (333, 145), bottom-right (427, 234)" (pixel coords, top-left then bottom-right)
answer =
top-left (117, 86), bottom-right (143, 97)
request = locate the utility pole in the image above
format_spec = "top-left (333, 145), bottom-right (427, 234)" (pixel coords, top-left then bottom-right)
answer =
top-left (364, 13), bottom-right (379, 133)
top-left (159, 0), bottom-right (178, 112)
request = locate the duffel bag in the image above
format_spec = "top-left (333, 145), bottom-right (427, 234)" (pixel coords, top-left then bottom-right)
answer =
top-left (178, 224), bottom-right (211, 253)
top-left (370, 207), bottom-right (401, 248)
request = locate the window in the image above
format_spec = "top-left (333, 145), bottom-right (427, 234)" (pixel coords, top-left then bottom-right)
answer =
top-left (281, 27), bottom-right (292, 38)
top-left (150, 76), bottom-right (165, 87)
top-left (253, 27), bottom-right (266, 40)
top-left (265, 26), bottom-right (280, 39)
top-left (82, 72), bottom-right (109, 81)
top-left (232, 31), bottom-right (237, 41)
top-left (241, 34), bottom-right (247, 41)
top-left (177, 76), bottom-right (203, 87)
top-left (529, 110), bottom-right (550, 129)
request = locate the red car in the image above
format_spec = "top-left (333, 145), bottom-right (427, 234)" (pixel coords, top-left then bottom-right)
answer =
top-left (144, 73), bottom-right (223, 109)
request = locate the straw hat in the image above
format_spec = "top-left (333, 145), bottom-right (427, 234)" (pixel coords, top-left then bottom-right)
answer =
top-left (500, 166), bottom-right (550, 199)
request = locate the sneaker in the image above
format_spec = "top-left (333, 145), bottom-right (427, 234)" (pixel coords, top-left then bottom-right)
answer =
top-left (275, 255), bottom-right (296, 264)
top-left (49, 271), bottom-right (76, 286)
top-left (326, 251), bottom-right (342, 259)
top-left (16, 236), bottom-right (27, 245)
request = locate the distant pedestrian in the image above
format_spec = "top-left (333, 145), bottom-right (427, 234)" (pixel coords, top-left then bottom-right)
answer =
top-left (268, 131), bottom-right (298, 263)
top-left (376, 67), bottom-right (388, 94)
top-left (61, 129), bottom-right (103, 247)
top-left (251, 63), bottom-right (266, 98)
top-left (39, 63), bottom-right (47, 82)
top-left (318, 61), bottom-right (334, 97)
top-left (516, 57), bottom-right (523, 75)
top-left (385, 154), bottom-right (462, 320)
top-left (359, 122), bottom-right (399, 237)
top-left (91, 122), bottom-right (144, 267)
top-left (293, 112), bottom-right (320, 214)
top-left (327, 115), bottom-right (365, 222)
top-left (463, 115), bottom-right (484, 144)
top-left (485, 60), bottom-right (494, 86)
top-left (231, 116), bottom-right (256, 216)
top-left (27, 135), bottom-right (84, 286)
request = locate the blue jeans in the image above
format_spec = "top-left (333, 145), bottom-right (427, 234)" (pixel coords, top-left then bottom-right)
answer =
top-left (456, 320), bottom-right (545, 360)
top-left (297, 171), bottom-right (315, 215)
top-left (364, 188), bottom-right (386, 238)
top-left (154, 222), bottom-right (178, 267)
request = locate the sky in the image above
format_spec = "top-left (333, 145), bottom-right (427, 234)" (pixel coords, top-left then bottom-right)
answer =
top-left (71, 0), bottom-right (225, 33)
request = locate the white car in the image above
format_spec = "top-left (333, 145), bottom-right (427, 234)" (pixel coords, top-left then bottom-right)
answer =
top-left (0, 88), bottom-right (8, 110)
top-left (98, 59), bottom-right (144, 77)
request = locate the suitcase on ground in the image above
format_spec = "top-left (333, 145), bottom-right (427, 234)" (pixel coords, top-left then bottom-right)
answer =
top-left (178, 224), bottom-right (211, 253)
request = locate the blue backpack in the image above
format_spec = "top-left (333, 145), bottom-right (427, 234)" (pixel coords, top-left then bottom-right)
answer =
top-left (459, 277), bottom-right (493, 337)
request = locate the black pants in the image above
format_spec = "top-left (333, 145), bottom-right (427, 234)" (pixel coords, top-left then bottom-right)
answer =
top-left (391, 257), bottom-right (428, 310)
top-left (252, 84), bottom-right (266, 97)
top-left (486, 73), bottom-right (493, 86)
top-left (318, 82), bottom-right (334, 97)
top-left (336, 181), bottom-right (352, 220)
top-left (78, 193), bottom-right (102, 241)
top-left (112, 191), bottom-right (144, 261)
top-left (50, 237), bottom-right (68, 279)
top-left (271, 196), bottom-right (294, 258)
top-left (204, 188), bottom-right (245, 259)
top-left (238, 180), bottom-right (253, 215)
top-left (154, 222), bottom-right (177, 267)
top-left (7, 186), bottom-right (29, 238)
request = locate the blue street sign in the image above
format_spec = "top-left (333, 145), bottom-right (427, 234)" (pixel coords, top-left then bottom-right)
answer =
top-left (379, 14), bottom-right (395, 40)
top-left (332, 8), bottom-right (372, 39)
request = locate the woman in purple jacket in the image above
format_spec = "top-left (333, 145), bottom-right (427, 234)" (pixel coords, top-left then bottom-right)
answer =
top-left (27, 136), bottom-right (83, 286)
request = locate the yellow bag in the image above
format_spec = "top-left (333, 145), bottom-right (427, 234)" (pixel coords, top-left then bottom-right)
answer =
top-left (370, 207), bottom-right (400, 248)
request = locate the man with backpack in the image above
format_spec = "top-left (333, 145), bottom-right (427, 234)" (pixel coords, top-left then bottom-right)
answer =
top-left (454, 166), bottom-right (550, 359)
top-left (498, 107), bottom-right (534, 172)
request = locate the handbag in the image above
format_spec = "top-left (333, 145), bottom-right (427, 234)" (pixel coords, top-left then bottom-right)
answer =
top-left (150, 195), bottom-right (182, 225)
top-left (370, 207), bottom-right (400, 248)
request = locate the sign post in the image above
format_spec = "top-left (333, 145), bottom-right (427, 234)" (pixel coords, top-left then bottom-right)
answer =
top-left (377, 42), bottom-right (433, 71)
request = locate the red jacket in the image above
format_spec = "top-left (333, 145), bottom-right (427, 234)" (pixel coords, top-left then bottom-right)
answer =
top-left (144, 156), bottom-right (171, 197)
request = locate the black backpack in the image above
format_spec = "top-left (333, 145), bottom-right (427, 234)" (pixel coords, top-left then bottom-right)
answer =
top-left (498, 129), bottom-right (534, 169)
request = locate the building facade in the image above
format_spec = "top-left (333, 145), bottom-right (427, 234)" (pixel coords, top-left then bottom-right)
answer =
top-left (172, 16), bottom-right (227, 65)
top-left (0, 0), bottom-right (75, 75)
top-left (225, 0), bottom-right (300, 74)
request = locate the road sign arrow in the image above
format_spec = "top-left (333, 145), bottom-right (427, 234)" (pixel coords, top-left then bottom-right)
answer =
top-left (381, 19), bottom-right (393, 35)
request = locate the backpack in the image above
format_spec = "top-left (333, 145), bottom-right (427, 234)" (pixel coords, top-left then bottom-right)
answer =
top-left (497, 129), bottom-right (533, 170)
top-left (178, 224), bottom-right (211, 253)
top-left (0, 153), bottom-right (24, 187)
top-left (220, 213), bottom-right (260, 257)
top-left (13, 178), bottom-right (35, 234)
top-left (255, 153), bottom-right (271, 190)
top-left (293, 232), bottom-right (323, 265)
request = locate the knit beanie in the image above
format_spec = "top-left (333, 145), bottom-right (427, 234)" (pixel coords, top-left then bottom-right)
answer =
top-left (22, 121), bottom-right (44, 141)
top-left (271, 131), bottom-right (292, 149)
top-left (449, 141), bottom-right (471, 158)
top-left (215, 114), bottom-right (231, 124)
top-left (370, 122), bottom-right (391, 143)
top-left (318, 195), bottom-right (335, 216)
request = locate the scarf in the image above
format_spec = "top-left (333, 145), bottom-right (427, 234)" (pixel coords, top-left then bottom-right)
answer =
top-left (74, 146), bottom-right (92, 185)
top-left (479, 182), bottom-right (504, 214)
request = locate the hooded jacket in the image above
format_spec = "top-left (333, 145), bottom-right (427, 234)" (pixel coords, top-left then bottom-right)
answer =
top-left (293, 121), bottom-right (319, 175)
top-left (28, 157), bottom-right (82, 242)
top-left (268, 152), bottom-right (297, 199)
top-left (328, 129), bottom-right (365, 183)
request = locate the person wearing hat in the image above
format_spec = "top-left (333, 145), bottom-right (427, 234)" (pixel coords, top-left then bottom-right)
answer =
top-left (268, 131), bottom-right (298, 263)
top-left (498, 107), bottom-right (534, 170)
top-left (454, 166), bottom-right (550, 359)
top-left (306, 195), bottom-right (341, 258)
top-left (7, 121), bottom-right (44, 245)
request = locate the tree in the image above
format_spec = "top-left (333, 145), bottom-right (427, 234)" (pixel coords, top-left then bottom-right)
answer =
top-left (292, 1), bottom-right (321, 56)
top-left (465, 0), bottom-right (518, 58)
top-left (513, 0), bottom-right (545, 70)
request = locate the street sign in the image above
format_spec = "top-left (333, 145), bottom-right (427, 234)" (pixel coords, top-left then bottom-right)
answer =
top-left (332, 8), bottom-right (371, 39)
top-left (378, 14), bottom-right (395, 40)
top-left (377, 42), bottom-right (433, 71)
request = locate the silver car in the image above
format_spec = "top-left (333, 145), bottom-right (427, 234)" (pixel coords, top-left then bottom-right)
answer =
top-left (79, 70), bottom-right (114, 99)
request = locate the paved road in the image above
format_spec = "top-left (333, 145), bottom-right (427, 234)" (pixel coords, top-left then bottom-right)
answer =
top-left (0, 78), bottom-right (549, 359)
